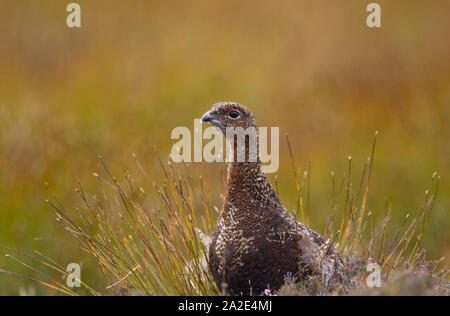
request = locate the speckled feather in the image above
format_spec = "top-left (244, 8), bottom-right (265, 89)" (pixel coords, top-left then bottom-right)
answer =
top-left (203, 102), bottom-right (345, 295)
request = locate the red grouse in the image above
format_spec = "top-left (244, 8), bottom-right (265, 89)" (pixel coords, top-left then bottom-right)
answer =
top-left (201, 102), bottom-right (344, 295)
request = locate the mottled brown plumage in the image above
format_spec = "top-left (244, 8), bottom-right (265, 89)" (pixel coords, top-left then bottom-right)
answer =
top-left (202, 102), bottom-right (344, 295)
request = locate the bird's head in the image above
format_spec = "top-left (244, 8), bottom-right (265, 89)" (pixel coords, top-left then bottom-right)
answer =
top-left (201, 102), bottom-right (257, 134)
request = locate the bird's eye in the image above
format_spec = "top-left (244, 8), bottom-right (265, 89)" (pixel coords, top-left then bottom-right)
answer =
top-left (229, 110), bottom-right (240, 119)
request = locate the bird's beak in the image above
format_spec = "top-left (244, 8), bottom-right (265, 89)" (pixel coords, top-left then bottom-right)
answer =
top-left (201, 111), bottom-right (213, 123)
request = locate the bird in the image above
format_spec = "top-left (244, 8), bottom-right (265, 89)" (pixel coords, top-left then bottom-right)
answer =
top-left (201, 101), bottom-right (345, 296)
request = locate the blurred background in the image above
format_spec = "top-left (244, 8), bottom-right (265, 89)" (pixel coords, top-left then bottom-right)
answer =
top-left (0, 0), bottom-right (449, 295)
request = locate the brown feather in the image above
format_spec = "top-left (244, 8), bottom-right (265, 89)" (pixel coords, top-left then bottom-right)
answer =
top-left (203, 102), bottom-right (345, 295)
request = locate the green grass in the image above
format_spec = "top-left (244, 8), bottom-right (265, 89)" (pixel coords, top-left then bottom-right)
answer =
top-left (1, 1), bottom-right (449, 295)
top-left (1, 134), bottom-right (447, 296)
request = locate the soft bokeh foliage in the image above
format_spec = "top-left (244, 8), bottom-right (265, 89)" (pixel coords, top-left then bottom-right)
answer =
top-left (0, 1), bottom-right (449, 294)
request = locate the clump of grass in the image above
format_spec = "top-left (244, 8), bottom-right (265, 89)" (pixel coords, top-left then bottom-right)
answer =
top-left (2, 150), bottom-right (221, 295)
top-left (45, 152), bottom-right (220, 295)
top-left (1, 133), bottom-right (448, 295)
top-left (280, 131), bottom-right (447, 295)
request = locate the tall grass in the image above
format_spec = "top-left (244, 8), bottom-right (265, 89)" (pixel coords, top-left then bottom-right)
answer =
top-left (0, 134), bottom-right (447, 295)
top-left (44, 153), bottom-right (221, 295)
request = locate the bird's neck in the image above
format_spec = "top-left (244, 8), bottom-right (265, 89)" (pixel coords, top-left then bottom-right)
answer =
top-left (224, 159), bottom-right (281, 219)
top-left (223, 130), bottom-right (278, 207)
top-left (225, 152), bottom-right (273, 202)
top-left (227, 160), bottom-right (262, 181)
top-left (225, 130), bottom-right (260, 164)
top-left (225, 131), bottom-right (261, 178)
top-left (221, 130), bottom-right (282, 218)
top-left (226, 160), bottom-right (264, 195)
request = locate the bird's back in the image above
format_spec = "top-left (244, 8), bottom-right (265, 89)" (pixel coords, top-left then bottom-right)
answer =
top-left (209, 163), bottom-right (344, 295)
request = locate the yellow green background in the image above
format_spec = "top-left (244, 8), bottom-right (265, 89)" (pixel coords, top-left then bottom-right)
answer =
top-left (0, 1), bottom-right (449, 295)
